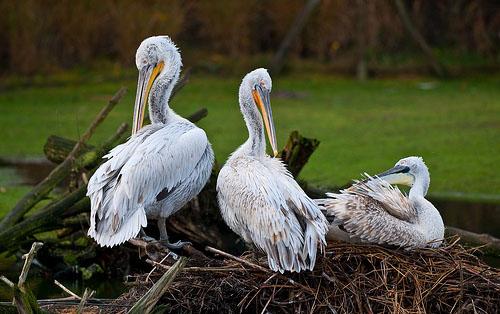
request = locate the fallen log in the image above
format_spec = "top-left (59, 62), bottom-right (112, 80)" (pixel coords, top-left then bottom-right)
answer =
top-left (0, 124), bottom-right (129, 252)
top-left (43, 136), bottom-right (93, 165)
top-left (0, 187), bottom-right (87, 251)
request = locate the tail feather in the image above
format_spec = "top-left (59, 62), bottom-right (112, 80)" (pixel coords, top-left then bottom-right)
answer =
top-left (88, 206), bottom-right (147, 247)
top-left (301, 220), bottom-right (326, 270)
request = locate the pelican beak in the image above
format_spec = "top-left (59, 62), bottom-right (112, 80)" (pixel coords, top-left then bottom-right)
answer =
top-left (375, 165), bottom-right (414, 186)
top-left (132, 61), bottom-right (165, 134)
top-left (252, 84), bottom-right (278, 156)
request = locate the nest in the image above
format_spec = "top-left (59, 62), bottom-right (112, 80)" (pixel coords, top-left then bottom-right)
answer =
top-left (117, 237), bottom-right (500, 313)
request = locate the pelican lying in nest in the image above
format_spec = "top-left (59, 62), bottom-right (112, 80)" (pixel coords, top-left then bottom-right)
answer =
top-left (317, 156), bottom-right (444, 249)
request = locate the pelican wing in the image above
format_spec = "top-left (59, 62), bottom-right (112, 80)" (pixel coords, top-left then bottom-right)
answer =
top-left (320, 178), bottom-right (423, 248)
top-left (87, 124), bottom-right (209, 247)
top-left (345, 175), bottom-right (417, 222)
top-left (217, 156), bottom-right (327, 272)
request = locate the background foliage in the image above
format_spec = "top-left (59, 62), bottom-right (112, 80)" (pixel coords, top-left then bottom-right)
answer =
top-left (0, 0), bottom-right (498, 76)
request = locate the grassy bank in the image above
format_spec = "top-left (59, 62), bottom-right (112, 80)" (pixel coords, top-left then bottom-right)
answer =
top-left (0, 73), bottom-right (499, 206)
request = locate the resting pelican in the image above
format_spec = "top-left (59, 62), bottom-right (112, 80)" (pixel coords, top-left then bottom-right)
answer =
top-left (317, 156), bottom-right (444, 249)
top-left (87, 36), bottom-right (214, 248)
top-left (217, 68), bottom-right (328, 273)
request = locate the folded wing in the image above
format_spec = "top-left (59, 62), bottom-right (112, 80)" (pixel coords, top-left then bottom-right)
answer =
top-left (87, 125), bottom-right (209, 247)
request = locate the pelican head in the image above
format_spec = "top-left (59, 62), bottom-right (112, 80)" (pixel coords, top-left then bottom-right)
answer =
top-left (132, 36), bottom-right (183, 134)
top-left (376, 156), bottom-right (430, 195)
top-left (239, 68), bottom-right (278, 156)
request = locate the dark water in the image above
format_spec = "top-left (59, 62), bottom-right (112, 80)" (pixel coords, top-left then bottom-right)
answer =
top-left (436, 199), bottom-right (500, 238)
top-left (0, 160), bottom-right (499, 301)
top-left (0, 268), bottom-right (127, 302)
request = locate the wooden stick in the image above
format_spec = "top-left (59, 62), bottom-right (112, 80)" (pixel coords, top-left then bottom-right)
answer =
top-left (0, 242), bottom-right (45, 313)
top-left (170, 68), bottom-right (191, 100)
top-left (18, 242), bottom-right (43, 289)
top-left (270, 0), bottom-right (320, 74)
top-left (77, 288), bottom-right (95, 314)
top-left (0, 276), bottom-right (15, 288)
top-left (393, 0), bottom-right (447, 77)
top-left (205, 246), bottom-right (271, 273)
top-left (0, 87), bottom-right (127, 229)
top-left (54, 280), bottom-right (81, 300)
top-left (0, 188), bottom-right (86, 250)
top-left (446, 226), bottom-right (500, 256)
top-left (128, 257), bottom-right (187, 314)
top-left (67, 87), bottom-right (127, 162)
top-left (186, 108), bottom-right (208, 123)
top-left (145, 259), bottom-right (244, 273)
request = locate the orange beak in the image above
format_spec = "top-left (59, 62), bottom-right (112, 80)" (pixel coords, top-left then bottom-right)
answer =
top-left (252, 85), bottom-right (278, 156)
top-left (132, 61), bottom-right (165, 134)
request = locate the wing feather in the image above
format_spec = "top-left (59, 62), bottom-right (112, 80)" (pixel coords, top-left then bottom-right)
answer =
top-left (319, 177), bottom-right (424, 248)
top-left (217, 156), bottom-right (327, 272)
top-left (87, 124), bottom-right (209, 247)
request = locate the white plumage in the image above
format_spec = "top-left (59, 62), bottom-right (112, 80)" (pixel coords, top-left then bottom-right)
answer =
top-left (317, 156), bottom-right (444, 249)
top-left (217, 68), bottom-right (328, 273)
top-left (87, 36), bottom-right (214, 247)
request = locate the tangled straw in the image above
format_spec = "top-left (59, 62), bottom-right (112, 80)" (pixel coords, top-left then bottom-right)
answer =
top-left (119, 237), bottom-right (499, 313)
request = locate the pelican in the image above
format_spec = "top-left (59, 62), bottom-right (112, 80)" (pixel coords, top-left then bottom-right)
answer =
top-left (87, 36), bottom-right (214, 248)
top-left (217, 68), bottom-right (328, 273)
top-left (317, 156), bottom-right (444, 249)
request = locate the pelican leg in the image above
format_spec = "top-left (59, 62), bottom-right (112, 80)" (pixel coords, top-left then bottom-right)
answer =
top-left (139, 228), bottom-right (155, 242)
top-left (158, 218), bottom-right (168, 241)
top-left (157, 218), bottom-right (191, 251)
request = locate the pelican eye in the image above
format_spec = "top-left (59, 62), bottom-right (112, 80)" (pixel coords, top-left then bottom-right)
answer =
top-left (400, 166), bottom-right (410, 173)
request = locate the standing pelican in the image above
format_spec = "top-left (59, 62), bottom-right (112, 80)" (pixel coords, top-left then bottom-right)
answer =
top-left (87, 36), bottom-right (214, 248)
top-left (317, 157), bottom-right (444, 249)
top-left (217, 68), bottom-right (328, 273)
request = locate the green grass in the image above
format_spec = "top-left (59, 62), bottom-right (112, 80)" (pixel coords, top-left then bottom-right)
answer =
top-left (0, 73), bottom-right (499, 211)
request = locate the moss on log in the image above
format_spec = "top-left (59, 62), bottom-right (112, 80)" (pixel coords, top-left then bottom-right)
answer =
top-left (44, 135), bottom-right (94, 164)
top-left (0, 124), bottom-right (128, 252)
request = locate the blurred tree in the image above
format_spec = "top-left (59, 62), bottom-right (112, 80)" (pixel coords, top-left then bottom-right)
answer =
top-left (270, 0), bottom-right (320, 74)
top-left (394, 0), bottom-right (447, 77)
top-left (0, 0), bottom-right (497, 76)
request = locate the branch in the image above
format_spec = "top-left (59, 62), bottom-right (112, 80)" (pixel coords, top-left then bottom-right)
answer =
top-left (0, 124), bottom-right (129, 252)
top-left (393, 0), bottom-right (447, 77)
top-left (205, 246), bottom-right (270, 273)
top-left (446, 226), bottom-right (500, 256)
top-left (1, 242), bottom-right (44, 313)
top-left (127, 257), bottom-right (187, 314)
top-left (186, 108), bottom-right (208, 123)
top-left (44, 107), bottom-right (206, 164)
top-left (170, 68), bottom-right (191, 100)
top-left (77, 288), bottom-right (95, 314)
top-left (54, 280), bottom-right (81, 300)
top-left (18, 242), bottom-right (43, 289)
top-left (270, 0), bottom-right (320, 74)
top-left (0, 88), bottom-right (127, 229)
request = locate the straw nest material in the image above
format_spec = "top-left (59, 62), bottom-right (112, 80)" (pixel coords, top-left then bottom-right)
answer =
top-left (116, 237), bottom-right (500, 313)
